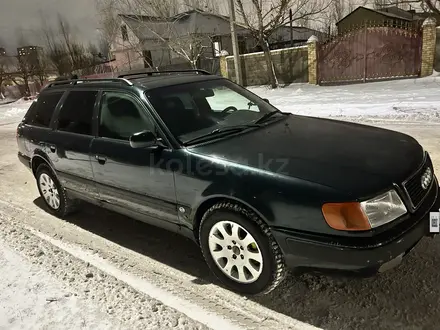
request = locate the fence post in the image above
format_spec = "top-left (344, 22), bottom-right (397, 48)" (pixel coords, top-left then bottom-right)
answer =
top-left (307, 35), bottom-right (319, 85)
top-left (219, 50), bottom-right (229, 78)
top-left (421, 17), bottom-right (437, 77)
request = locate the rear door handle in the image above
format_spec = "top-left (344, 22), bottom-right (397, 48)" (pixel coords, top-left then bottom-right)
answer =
top-left (95, 155), bottom-right (107, 165)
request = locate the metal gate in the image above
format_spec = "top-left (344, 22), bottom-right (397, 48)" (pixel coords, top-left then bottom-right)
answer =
top-left (318, 24), bottom-right (422, 84)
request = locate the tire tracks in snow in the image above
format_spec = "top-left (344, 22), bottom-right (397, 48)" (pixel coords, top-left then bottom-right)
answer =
top-left (0, 196), bottom-right (319, 330)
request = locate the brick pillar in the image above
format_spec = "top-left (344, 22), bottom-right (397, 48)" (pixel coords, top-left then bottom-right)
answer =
top-left (307, 35), bottom-right (319, 85)
top-left (219, 50), bottom-right (229, 78)
top-left (421, 17), bottom-right (437, 77)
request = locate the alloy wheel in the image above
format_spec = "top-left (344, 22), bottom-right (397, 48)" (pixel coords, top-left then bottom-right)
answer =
top-left (39, 173), bottom-right (61, 210)
top-left (208, 220), bottom-right (264, 284)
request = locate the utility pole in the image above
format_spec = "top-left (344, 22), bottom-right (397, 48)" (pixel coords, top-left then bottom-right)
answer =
top-left (289, 9), bottom-right (293, 47)
top-left (228, 0), bottom-right (243, 85)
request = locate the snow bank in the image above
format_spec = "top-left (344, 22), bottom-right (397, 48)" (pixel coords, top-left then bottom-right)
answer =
top-left (0, 99), bottom-right (32, 124)
top-left (0, 243), bottom-right (115, 329)
top-left (248, 76), bottom-right (440, 122)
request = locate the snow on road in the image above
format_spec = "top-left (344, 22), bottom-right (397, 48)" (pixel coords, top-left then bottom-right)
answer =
top-left (248, 75), bottom-right (440, 121)
top-left (0, 241), bottom-right (115, 330)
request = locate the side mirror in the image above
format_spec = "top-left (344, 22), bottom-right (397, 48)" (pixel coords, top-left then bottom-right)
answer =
top-left (263, 98), bottom-right (270, 104)
top-left (129, 130), bottom-right (165, 149)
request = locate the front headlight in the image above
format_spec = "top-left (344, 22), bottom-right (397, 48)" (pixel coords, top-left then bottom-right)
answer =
top-left (322, 189), bottom-right (407, 231)
top-left (360, 189), bottom-right (407, 228)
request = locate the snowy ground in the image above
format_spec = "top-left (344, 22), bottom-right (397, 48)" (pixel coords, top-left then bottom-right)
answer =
top-left (2, 75), bottom-right (440, 125)
top-left (0, 243), bottom-right (116, 330)
top-left (0, 99), bottom-right (32, 125)
top-left (1, 77), bottom-right (440, 329)
top-left (248, 75), bottom-right (440, 121)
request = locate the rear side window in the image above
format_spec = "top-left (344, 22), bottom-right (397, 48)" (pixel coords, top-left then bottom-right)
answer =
top-left (57, 90), bottom-right (98, 135)
top-left (25, 92), bottom-right (64, 127)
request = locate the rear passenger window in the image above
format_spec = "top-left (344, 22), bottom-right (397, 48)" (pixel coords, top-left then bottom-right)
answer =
top-left (57, 91), bottom-right (98, 135)
top-left (25, 92), bottom-right (64, 127)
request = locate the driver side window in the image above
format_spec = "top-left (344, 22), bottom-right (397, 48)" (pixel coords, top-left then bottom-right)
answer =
top-left (205, 86), bottom-right (260, 112)
top-left (99, 92), bottom-right (154, 141)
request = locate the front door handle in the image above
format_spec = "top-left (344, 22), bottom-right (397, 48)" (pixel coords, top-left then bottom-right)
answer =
top-left (49, 145), bottom-right (56, 153)
top-left (95, 155), bottom-right (107, 165)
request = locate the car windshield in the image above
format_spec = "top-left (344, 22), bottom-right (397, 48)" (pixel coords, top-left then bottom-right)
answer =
top-left (145, 79), bottom-right (281, 144)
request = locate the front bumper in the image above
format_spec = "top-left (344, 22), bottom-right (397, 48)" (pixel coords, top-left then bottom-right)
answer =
top-left (272, 182), bottom-right (440, 276)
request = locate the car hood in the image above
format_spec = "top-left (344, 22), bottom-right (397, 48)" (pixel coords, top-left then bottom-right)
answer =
top-left (188, 115), bottom-right (424, 198)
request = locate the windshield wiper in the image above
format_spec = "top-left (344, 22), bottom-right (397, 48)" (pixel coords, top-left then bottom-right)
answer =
top-left (184, 124), bottom-right (261, 145)
top-left (254, 110), bottom-right (285, 125)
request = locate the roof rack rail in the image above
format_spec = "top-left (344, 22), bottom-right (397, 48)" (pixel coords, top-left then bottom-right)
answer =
top-left (118, 69), bottom-right (211, 79)
top-left (45, 78), bottom-right (133, 88)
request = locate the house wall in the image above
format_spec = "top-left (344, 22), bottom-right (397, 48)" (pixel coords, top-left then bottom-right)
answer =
top-left (110, 17), bottom-right (145, 71)
top-left (110, 48), bottom-right (144, 72)
top-left (226, 46), bottom-right (308, 86)
top-left (137, 13), bottom-right (255, 69)
top-left (337, 8), bottom-right (411, 33)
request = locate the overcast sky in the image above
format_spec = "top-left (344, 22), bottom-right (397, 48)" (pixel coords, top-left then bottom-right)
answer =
top-left (0, 0), bottom-right (100, 53)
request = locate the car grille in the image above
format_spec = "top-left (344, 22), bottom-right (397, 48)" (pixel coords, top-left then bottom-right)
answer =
top-left (402, 154), bottom-right (433, 210)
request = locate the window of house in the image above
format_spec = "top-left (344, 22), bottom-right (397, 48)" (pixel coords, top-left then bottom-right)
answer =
top-left (121, 25), bottom-right (129, 42)
top-left (57, 91), bottom-right (98, 135)
top-left (99, 92), bottom-right (154, 141)
top-left (212, 41), bottom-right (221, 57)
top-left (143, 50), bottom-right (153, 68)
top-left (25, 92), bottom-right (64, 128)
top-left (238, 38), bottom-right (247, 54)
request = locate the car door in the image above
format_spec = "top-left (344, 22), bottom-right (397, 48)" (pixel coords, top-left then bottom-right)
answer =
top-left (89, 90), bottom-right (178, 225)
top-left (20, 91), bottom-right (65, 161)
top-left (48, 89), bottom-right (100, 199)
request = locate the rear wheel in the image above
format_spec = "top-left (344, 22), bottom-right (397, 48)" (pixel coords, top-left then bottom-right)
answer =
top-left (199, 201), bottom-right (286, 295)
top-left (36, 164), bottom-right (77, 217)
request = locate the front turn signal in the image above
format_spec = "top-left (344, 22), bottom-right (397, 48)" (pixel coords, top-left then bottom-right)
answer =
top-left (322, 202), bottom-right (371, 231)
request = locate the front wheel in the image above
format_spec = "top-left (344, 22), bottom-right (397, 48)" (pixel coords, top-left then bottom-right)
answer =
top-left (199, 202), bottom-right (286, 295)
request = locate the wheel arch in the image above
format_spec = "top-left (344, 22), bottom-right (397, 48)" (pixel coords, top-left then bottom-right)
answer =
top-left (31, 153), bottom-right (54, 177)
top-left (192, 195), bottom-right (272, 243)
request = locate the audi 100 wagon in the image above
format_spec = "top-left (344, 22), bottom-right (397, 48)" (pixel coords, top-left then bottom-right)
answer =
top-left (16, 70), bottom-right (440, 295)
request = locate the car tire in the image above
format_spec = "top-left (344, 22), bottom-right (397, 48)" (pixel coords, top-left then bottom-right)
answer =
top-left (35, 163), bottom-right (77, 218)
top-left (199, 201), bottom-right (286, 295)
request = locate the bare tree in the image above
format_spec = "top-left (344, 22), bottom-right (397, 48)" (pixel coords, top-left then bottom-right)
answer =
top-left (373, 0), bottom-right (391, 9)
top-left (322, 0), bottom-right (369, 34)
top-left (235, 0), bottom-right (331, 88)
top-left (15, 55), bottom-right (35, 96)
top-left (0, 57), bottom-right (11, 99)
top-left (183, 0), bottom-right (222, 13)
top-left (95, 0), bottom-right (216, 71)
top-left (371, 0), bottom-right (440, 14)
top-left (40, 13), bottom-right (73, 75)
top-left (33, 50), bottom-right (51, 85)
top-left (40, 13), bottom-right (98, 76)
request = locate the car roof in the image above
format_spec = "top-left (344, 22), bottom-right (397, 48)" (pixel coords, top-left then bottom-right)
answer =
top-left (134, 74), bottom-right (223, 90)
top-left (42, 72), bottom-right (225, 94)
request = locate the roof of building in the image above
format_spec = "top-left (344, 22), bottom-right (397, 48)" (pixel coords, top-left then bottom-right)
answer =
top-left (119, 9), bottom-right (248, 40)
top-left (336, 6), bottom-right (424, 25)
top-left (274, 25), bottom-right (328, 40)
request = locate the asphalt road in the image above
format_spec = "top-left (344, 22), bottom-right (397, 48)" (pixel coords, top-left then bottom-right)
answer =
top-left (1, 120), bottom-right (440, 330)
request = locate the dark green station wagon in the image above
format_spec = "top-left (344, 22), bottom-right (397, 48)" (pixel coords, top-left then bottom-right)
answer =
top-left (17, 70), bottom-right (439, 295)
